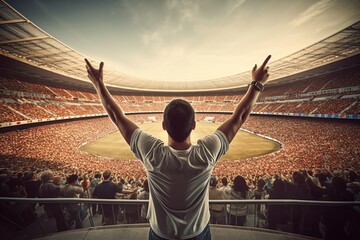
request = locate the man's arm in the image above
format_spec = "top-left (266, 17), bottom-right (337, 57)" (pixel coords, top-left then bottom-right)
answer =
top-left (85, 59), bottom-right (139, 144)
top-left (217, 55), bottom-right (271, 143)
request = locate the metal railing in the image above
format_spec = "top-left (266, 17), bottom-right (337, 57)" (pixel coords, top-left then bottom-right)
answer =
top-left (0, 197), bottom-right (359, 239)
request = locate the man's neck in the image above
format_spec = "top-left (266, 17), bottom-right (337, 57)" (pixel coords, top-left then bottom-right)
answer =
top-left (168, 136), bottom-right (192, 150)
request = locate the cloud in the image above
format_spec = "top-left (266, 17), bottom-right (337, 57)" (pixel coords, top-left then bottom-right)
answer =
top-left (290, 0), bottom-right (335, 27)
top-left (141, 31), bottom-right (160, 45)
top-left (227, 0), bottom-right (246, 15)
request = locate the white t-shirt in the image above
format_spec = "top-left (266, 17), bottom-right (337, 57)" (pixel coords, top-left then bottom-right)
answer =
top-left (131, 128), bottom-right (229, 239)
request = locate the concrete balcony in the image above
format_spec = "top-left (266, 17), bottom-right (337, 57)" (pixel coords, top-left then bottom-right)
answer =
top-left (36, 224), bottom-right (319, 240)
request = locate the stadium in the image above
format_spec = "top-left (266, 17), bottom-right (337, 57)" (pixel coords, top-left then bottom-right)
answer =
top-left (0, 0), bottom-right (359, 239)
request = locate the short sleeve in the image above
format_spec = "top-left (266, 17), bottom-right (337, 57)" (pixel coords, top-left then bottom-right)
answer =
top-left (130, 128), bottom-right (164, 164)
top-left (197, 130), bottom-right (229, 165)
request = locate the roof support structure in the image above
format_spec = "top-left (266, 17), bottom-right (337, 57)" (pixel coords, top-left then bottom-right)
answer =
top-left (0, 36), bottom-right (50, 45)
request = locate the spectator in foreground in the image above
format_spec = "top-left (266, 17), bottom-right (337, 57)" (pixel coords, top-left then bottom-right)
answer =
top-left (138, 179), bottom-right (149, 223)
top-left (219, 177), bottom-right (228, 192)
top-left (224, 175), bottom-right (253, 226)
top-left (254, 178), bottom-right (267, 226)
top-left (323, 177), bottom-right (354, 240)
top-left (209, 176), bottom-right (225, 224)
top-left (89, 172), bottom-right (101, 215)
top-left (85, 55), bottom-right (271, 239)
top-left (62, 174), bottom-right (87, 229)
top-left (267, 179), bottom-right (286, 230)
top-left (39, 170), bottom-right (68, 232)
top-left (80, 174), bottom-right (91, 198)
top-left (93, 170), bottom-right (135, 225)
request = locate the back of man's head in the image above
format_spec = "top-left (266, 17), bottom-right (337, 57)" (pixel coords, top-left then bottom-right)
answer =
top-left (103, 170), bottom-right (111, 180)
top-left (209, 176), bottom-right (217, 187)
top-left (221, 177), bottom-right (228, 186)
top-left (163, 99), bottom-right (195, 142)
top-left (67, 174), bottom-right (78, 184)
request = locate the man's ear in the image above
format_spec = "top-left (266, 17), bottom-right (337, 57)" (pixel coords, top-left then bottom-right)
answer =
top-left (162, 121), bottom-right (166, 130)
top-left (192, 120), bottom-right (196, 130)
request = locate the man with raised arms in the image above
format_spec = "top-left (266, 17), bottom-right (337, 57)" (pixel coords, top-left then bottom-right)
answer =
top-left (85, 55), bottom-right (271, 239)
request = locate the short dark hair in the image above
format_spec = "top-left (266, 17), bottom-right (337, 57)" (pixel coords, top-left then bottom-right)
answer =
top-left (103, 170), bottom-right (111, 180)
top-left (221, 177), bottom-right (228, 186)
top-left (209, 176), bottom-right (217, 187)
top-left (233, 175), bottom-right (249, 198)
top-left (67, 174), bottom-right (78, 184)
top-left (163, 99), bottom-right (195, 142)
top-left (143, 179), bottom-right (149, 192)
top-left (257, 179), bottom-right (265, 189)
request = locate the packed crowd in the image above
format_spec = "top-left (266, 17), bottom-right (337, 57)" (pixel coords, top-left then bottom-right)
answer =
top-left (0, 160), bottom-right (359, 238)
top-left (1, 65), bottom-right (360, 124)
top-left (1, 116), bottom-right (359, 186)
top-left (0, 115), bottom-right (359, 238)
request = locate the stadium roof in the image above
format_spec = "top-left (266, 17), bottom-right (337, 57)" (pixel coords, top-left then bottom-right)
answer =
top-left (0, 0), bottom-right (360, 93)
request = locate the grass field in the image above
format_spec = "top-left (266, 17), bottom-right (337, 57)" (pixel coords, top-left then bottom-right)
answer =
top-left (80, 122), bottom-right (281, 161)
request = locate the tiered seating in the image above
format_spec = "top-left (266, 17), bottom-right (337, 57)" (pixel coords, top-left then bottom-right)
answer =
top-left (17, 81), bottom-right (53, 95)
top-left (313, 98), bottom-right (357, 114)
top-left (41, 104), bottom-right (72, 117)
top-left (260, 103), bottom-right (284, 112)
top-left (344, 101), bottom-right (360, 114)
top-left (322, 67), bottom-right (360, 89)
top-left (303, 76), bottom-right (331, 92)
top-left (65, 89), bottom-right (88, 99)
top-left (5, 102), bottom-right (54, 119)
top-left (0, 77), bottom-right (29, 92)
top-left (0, 102), bottom-right (27, 122)
top-left (1, 64), bottom-right (360, 124)
top-left (275, 102), bottom-right (301, 113)
top-left (46, 86), bottom-right (73, 99)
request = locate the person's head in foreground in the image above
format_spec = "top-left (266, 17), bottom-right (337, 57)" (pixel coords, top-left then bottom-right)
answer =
top-left (163, 99), bottom-right (195, 143)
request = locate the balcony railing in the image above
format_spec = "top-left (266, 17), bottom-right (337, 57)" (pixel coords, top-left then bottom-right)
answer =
top-left (0, 197), bottom-right (359, 239)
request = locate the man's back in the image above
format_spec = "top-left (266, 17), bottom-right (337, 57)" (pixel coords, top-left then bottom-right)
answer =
top-left (131, 128), bottom-right (229, 239)
top-left (85, 55), bottom-right (271, 239)
top-left (93, 181), bottom-right (121, 199)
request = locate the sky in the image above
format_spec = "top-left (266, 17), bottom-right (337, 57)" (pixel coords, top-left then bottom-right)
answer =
top-left (6, 0), bottom-right (360, 82)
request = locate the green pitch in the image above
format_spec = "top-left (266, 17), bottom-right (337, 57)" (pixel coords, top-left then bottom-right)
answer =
top-left (80, 122), bottom-right (281, 161)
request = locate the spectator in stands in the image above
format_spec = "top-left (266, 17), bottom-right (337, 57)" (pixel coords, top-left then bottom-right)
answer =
top-left (80, 173), bottom-right (91, 198)
top-left (0, 174), bottom-right (11, 197)
top-left (89, 172), bottom-right (101, 215)
top-left (224, 175), bottom-right (253, 226)
top-left (219, 177), bottom-right (228, 192)
top-left (323, 176), bottom-right (354, 240)
top-left (124, 192), bottom-right (139, 224)
top-left (254, 179), bottom-right (267, 225)
top-left (209, 176), bottom-right (225, 224)
top-left (93, 170), bottom-right (135, 225)
top-left (8, 172), bottom-right (23, 196)
top-left (92, 170), bottom-right (121, 225)
top-left (267, 179), bottom-right (286, 230)
top-left (137, 179), bottom-right (149, 223)
top-left (305, 173), bottom-right (327, 238)
top-left (62, 174), bottom-right (87, 229)
top-left (347, 170), bottom-right (360, 203)
top-left (22, 171), bottom-right (41, 209)
top-left (39, 170), bottom-right (68, 232)
top-left (85, 55), bottom-right (271, 239)
top-left (53, 176), bottom-right (64, 187)
top-left (284, 171), bottom-right (311, 234)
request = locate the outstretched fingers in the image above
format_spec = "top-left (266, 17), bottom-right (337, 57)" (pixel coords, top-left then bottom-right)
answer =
top-left (252, 64), bottom-right (257, 73)
top-left (99, 62), bottom-right (104, 75)
top-left (260, 55), bottom-right (271, 69)
top-left (85, 58), bottom-right (95, 71)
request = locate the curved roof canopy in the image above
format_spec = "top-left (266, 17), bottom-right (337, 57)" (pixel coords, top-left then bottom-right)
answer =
top-left (0, 0), bottom-right (359, 92)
